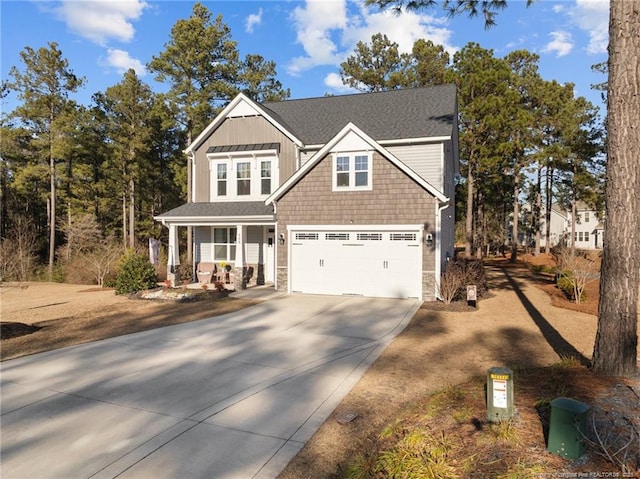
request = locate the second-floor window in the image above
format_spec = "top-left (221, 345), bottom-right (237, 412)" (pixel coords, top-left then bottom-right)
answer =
top-left (261, 161), bottom-right (272, 195)
top-left (236, 162), bottom-right (251, 196)
top-left (333, 152), bottom-right (372, 191)
top-left (209, 154), bottom-right (278, 201)
top-left (217, 164), bottom-right (227, 196)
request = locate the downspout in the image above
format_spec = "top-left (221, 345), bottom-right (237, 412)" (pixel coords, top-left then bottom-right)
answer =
top-left (272, 200), bottom-right (278, 291)
top-left (435, 200), bottom-right (450, 301)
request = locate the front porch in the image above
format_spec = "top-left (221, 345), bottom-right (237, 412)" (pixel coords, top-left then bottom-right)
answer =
top-left (154, 202), bottom-right (276, 289)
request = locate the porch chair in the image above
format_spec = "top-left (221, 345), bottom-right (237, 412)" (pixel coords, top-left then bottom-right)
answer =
top-left (196, 262), bottom-right (216, 284)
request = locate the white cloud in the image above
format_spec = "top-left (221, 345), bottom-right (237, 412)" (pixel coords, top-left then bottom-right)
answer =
top-left (102, 48), bottom-right (146, 76)
top-left (569, 0), bottom-right (609, 54)
top-left (287, 0), bottom-right (348, 76)
top-left (246, 8), bottom-right (263, 34)
top-left (287, 0), bottom-right (455, 88)
top-left (54, 0), bottom-right (148, 46)
top-left (324, 72), bottom-right (358, 93)
top-left (544, 31), bottom-right (574, 57)
top-left (342, 5), bottom-right (454, 56)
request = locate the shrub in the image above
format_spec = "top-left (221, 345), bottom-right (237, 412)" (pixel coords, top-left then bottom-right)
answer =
top-left (114, 250), bottom-right (158, 295)
top-left (437, 258), bottom-right (487, 303)
top-left (555, 249), bottom-right (598, 304)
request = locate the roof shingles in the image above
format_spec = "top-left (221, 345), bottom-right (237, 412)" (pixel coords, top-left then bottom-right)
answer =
top-left (261, 84), bottom-right (456, 145)
top-left (156, 202), bottom-right (274, 219)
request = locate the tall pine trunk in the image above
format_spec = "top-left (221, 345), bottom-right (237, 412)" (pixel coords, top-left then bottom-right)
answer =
top-left (545, 163), bottom-right (553, 254)
top-left (534, 163), bottom-right (541, 256)
top-left (510, 173), bottom-right (520, 262)
top-left (129, 177), bottom-right (135, 249)
top-left (48, 134), bottom-right (56, 282)
top-left (592, 0), bottom-right (639, 376)
top-left (465, 160), bottom-right (474, 257)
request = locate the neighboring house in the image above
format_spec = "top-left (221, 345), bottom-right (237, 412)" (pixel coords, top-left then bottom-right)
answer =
top-left (535, 203), bottom-right (569, 249)
top-left (535, 202), bottom-right (604, 250)
top-left (568, 202), bottom-right (605, 249)
top-left (154, 85), bottom-right (459, 301)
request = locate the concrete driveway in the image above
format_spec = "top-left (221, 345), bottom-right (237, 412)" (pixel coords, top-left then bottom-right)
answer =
top-left (1, 294), bottom-right (420, 479)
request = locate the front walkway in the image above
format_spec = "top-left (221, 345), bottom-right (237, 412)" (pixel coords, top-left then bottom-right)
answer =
top-left (1, 295), bottom-right (420, 479)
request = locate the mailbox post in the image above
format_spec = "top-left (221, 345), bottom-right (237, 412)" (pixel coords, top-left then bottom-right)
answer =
top-left (486, 367), bottom-right (514, 422)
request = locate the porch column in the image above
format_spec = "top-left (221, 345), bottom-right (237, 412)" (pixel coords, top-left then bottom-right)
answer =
top-left (168, 224), bottom-right (180, 286)
top-left (234, 225), bottom-right (246, 289)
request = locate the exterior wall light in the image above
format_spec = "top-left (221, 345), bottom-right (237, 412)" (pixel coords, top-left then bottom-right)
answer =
top-left (425, 233), bottom-right (434, 247)
top-left (279, 233), bottom-right (285, 245)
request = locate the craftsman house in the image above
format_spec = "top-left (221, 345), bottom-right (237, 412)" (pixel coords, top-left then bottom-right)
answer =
top-left (155, 85), bottom-right (459, 301)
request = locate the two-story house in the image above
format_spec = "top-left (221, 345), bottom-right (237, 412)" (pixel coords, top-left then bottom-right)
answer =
top-left (155, 85), bottom-right (459, 301)
top-left (538, 202), bottom-right (605, 250)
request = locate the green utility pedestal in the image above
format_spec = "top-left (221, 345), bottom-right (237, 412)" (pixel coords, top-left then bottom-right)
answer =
top-left (486, 367), bottom-right (514, 422)
top-left (547, 397), bottom-right (589, 459)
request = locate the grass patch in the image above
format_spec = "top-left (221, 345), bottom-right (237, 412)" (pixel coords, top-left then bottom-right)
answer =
top-left (344, 364), bottom-right (635, 478)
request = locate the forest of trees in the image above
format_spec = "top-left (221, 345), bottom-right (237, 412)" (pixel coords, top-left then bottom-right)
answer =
top-left (1, 1), bottom-right (636, 376)
top-left (1, 3), bottom-right (289, 283)
top-left (339, 34), bottom-right (605, 261)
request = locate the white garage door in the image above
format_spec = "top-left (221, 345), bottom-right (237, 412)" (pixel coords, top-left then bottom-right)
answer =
top-left (290, 229), bottom-right (422, 299)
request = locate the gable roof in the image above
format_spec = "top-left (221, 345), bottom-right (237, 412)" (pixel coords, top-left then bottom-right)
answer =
top-left (262, 84), bottom-right (457, 145)
top-left (185, 93), bottom-right (303, 154)
top-left (266, 122), bottom-right (449, 205)
top-left (187, 85), bottom-right (457, 154)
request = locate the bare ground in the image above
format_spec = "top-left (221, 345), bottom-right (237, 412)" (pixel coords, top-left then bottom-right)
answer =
top-left (1, 258), bottom-right (639, 477)
top-left (0, 284), bottom-right (259, 361)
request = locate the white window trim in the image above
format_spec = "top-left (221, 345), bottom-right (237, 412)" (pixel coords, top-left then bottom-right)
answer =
top-left (209, 154), bottom-right (278, 201)
top-left (332, 152), bottom-right (373, 192)
top-left (212, 227), bottom-right (237, 263)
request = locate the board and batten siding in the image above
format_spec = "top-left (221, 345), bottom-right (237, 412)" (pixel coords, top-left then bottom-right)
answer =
top-left (192, 116), bottom-right (299, 202)
top-left (386, 143), bottom-right (443, 192)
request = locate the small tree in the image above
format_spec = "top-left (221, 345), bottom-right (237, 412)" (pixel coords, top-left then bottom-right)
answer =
top-left (0, 216), bottom-right (39, 281)
top-left (556, 249), bottom-right (599, 305)
top-left (80, 238), bottom-right (122, 287)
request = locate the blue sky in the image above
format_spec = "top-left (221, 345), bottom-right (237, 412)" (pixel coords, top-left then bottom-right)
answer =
top-left (1, 0), bottom-right (608, 116)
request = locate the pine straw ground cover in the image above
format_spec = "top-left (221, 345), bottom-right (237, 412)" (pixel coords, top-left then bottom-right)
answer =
top-left (340, 363), bottom-right (639, 478)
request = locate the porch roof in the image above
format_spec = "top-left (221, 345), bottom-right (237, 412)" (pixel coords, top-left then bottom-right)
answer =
top-left (154, 201), bottom-right (275, 224)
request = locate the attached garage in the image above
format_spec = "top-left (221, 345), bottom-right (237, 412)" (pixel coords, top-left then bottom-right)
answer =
top-left (289, 227), bottom-right (422, 299)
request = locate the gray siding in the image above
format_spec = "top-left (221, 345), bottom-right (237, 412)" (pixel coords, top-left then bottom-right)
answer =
top-left (194, 227), bottom-right (213, 263)
top-left (193, 116), bottom-right (299, 202)
top-left (387, 143), bottom-right (443, 191)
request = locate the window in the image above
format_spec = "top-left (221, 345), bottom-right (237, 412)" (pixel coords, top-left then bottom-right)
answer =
top-left (354, 155), bottom-right (368, 186)
top-left (333, 153), bottom-right (372, 190)
top-left (326, 233), bottom-right (349, 240)
top-left (217, 164), bottom-right (227, 196)
top-left (213, 227), bottom-right (237, 261)
top-left (357, 233), bottom-right (382, 241)
top-left (390, 233), bottom-right (417, 241)
top-left (295, 233), bottom-right (319, 240)
top-left (261, 161), bottom-right (272, 195)
top-left (584, 211), bottom-right (590, 222)
top-left (236, 162), bottom-right (251, 195)
top-left (336, 156), bottom-right (350, 187)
